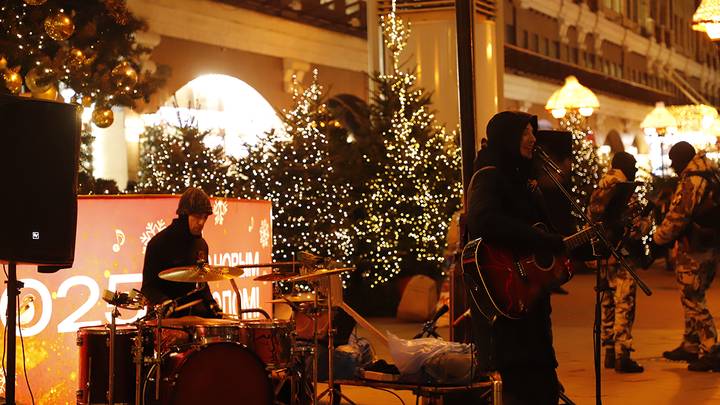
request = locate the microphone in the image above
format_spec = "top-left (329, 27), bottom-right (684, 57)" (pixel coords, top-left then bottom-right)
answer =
top-left (18, 294), bottom-right (34, 316)
top-left (430, 304), bottom-right (449, 324)
top-left (413, 304), bottom-right (449, 339)
top-left (452, 308), bottom-right (472, 327)
top-left (534, 146), bottom-right (563, 175)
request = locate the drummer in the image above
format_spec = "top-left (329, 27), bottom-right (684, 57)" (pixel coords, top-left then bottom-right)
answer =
top-left (141, 187), bottom-right (222, 318)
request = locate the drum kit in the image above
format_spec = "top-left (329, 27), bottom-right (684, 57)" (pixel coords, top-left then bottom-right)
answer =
top-left (76, 261), bottom-right (356, 405)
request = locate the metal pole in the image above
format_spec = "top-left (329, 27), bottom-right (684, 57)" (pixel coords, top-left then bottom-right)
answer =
top-left (6, 262), bottom-right (17, 405)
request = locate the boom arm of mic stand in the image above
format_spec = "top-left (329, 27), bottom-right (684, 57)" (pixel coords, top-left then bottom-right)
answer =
top-left (538, 161), bottom-right (652, 296)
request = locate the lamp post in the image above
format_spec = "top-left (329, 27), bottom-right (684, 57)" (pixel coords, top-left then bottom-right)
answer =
top-left (693, 0), bottom-right (720, 41)
top-left (640, 102), bottom-right (677, 176)
top-left (544, 75), bottom-right (601, 208)
top-left (545, 75), bottom-right (600, 129)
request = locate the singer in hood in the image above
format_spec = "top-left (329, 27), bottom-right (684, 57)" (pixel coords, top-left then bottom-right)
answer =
top-left (141, 187), bottom-right (222, 318)
top-left (467, 111), bottom-right (566, 404)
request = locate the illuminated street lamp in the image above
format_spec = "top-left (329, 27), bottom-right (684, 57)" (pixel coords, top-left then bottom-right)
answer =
top-left (640, 102), bottom-right (678, 175)
top-left (545, 75), bottom-right (600, 119)
top-left (693, 0), bottom-right (720, 41)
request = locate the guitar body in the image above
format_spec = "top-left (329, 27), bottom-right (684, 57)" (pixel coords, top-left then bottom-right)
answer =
top-left (462, 224), bottom-right (574, 320)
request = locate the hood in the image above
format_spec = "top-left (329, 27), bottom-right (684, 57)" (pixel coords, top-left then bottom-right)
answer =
top-left (476, 111), bottom-right (537, 174)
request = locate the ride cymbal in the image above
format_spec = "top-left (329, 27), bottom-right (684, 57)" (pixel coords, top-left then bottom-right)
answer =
top-left (159, 265), bottom-right (246, 283)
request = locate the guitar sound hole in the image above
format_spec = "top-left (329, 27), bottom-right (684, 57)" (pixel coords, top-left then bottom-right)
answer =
top-left (534, 253), bottom-right (554, 270)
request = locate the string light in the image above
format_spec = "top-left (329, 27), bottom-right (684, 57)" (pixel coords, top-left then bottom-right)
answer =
top-left (557, 110), bottom-right (600, 211)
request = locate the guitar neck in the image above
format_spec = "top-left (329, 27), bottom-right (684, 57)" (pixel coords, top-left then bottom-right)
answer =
top-left (563, 227), bottom-right (594, 251)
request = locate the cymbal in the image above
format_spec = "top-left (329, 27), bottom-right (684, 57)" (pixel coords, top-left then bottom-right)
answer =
top-left (254, 272), bottom-right (298, 282)
top-left (287, 267), bottom-right (355, 282)
top-left (268, 293), bottom-right (325, 304)
top-left (235, 261), bottom-right (302, 269)
top-left (145, 316), bottom-right (238, 327)
top-left (159, 265), bottom-right (246, 283)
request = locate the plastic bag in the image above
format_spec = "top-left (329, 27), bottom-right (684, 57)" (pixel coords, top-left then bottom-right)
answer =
top-left (387, 332), bottom-right (473, 376)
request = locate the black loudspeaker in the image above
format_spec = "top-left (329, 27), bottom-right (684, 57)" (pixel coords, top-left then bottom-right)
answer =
top-left (0, 94), bottom-right (81, 267)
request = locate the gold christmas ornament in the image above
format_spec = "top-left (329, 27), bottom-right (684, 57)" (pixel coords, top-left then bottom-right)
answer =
top-left (0, 56), bottom-right (7, 71)
top-left (3, 68), bottom-right (23, 94)
top-left (23, 0), bottom-right (48, 5)
top-left (66, 48), bottom-right (85, 69)
top-left (44, 12), bottom-right (75, 41)
top-left (110, 61), bottom-right (138, 91)
top-left (34, 86), bottom-right (58, 101)
top-left (92, 106), bottom-right (114, 128)
top-left (25, 64), bottom-right (56, 93)
top-left (81, 95), bottom-right (93, 107)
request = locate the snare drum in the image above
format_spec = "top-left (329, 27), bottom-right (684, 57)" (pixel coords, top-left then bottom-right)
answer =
top-left (77, 325), bottom-right (138, 405)
top-left (145, 316), bottom-right (240, 353)
top-left (238, 319), bottom-right (294, 368)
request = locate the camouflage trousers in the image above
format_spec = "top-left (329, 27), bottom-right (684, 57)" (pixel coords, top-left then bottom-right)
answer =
top-left (601, 263), bottom-right (637, 352)
top-left (674, 247), bottom-right (720, 354)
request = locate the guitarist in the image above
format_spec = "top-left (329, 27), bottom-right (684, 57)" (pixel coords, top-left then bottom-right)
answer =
top-left (587, 151), bottom-right (645, 373)
top-left (467, 111), bottom-right (566, 405)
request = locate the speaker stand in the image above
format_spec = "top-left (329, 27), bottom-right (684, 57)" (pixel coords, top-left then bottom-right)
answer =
top-left (6, 262), bottom-right (18, 405)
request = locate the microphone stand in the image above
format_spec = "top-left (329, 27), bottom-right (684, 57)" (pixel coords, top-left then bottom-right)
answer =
top-left (535, 147), bottom-right (652, 405)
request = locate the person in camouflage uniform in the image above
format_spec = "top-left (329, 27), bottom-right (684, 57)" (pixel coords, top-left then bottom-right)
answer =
top-left (588, 152), bottom-right (644, 373)
top-left (652, 141), bottom-right (720, 372)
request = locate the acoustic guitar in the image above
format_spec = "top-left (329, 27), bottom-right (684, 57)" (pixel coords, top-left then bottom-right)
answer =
top-left (462, 223), bottom-right (594, 320)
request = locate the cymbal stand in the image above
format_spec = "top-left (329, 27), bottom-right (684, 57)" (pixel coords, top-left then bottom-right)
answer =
top-left (108, 305), bottom-right (121, 405)
top-left (316, 279), bottom-right (355, 405)
top-left (133, 319), bottom-right (145, 405)
top-left (312, 284), bottom-right (319, 405)
top-left (154, 304), bottom-right (165, 401)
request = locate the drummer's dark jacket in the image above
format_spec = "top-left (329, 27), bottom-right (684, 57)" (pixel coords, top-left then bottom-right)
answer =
top-left (467, 112), bottom-right (558, 373)
top-left (141, 215), bottom-right (220, 318)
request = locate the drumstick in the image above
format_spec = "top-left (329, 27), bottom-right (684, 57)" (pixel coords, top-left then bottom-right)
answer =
top-left (166, 299), bottom-right (203, 315)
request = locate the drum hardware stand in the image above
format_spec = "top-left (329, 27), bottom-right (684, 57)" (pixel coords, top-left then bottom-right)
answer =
top-left (315, 279), bottom-right (355, 405)
top-left (108, 304), bottom-right (121, 405)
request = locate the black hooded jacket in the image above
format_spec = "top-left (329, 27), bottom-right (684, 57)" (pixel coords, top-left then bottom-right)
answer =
top-left (467, 111), bottom-right (558, 371)
top-left (141, 216), bottom-right (220, 318)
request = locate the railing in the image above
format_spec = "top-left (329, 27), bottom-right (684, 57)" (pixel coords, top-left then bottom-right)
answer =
top-left (214, 0), bottom-right (368, 37)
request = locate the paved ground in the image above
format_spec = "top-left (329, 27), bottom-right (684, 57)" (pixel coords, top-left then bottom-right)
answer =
top-left (327, 261), bottom-right (720, 404)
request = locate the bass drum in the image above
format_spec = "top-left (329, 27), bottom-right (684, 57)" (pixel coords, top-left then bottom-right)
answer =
top-left (146, 342), bottom-right (273, 405)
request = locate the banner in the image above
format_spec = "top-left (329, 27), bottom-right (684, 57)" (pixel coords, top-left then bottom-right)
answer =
top-left (0, 196), bottom-right (272, 403)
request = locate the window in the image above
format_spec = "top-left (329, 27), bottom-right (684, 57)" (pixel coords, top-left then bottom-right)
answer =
top-left (531, 33), bottom-right (539, 52)
top-left (506, 24), bottom-right (516, 45)
top-left (523, 30), bottom-right (529, 49)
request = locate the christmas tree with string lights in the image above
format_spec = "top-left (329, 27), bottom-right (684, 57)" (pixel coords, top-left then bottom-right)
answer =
top-left (0, 0), bottom-right (168, 112)
top-left (353, 12), bottom-right (462, 288)
top-left (136, 114), bottom-right (236, 197)
top-left (235, 73), bottom-right (356, 266)
top-left (558, 111), bottom-right (600, 211)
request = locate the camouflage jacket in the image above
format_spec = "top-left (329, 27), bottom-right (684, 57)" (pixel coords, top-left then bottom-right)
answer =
top-left (588, 168), bottom-right (629, 223)
top-left (588, 168), bottom-right (647, 242)
top-left (654, 152), bottom-right (718, 246)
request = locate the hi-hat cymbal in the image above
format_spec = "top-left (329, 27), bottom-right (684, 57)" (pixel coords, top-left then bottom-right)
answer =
top-left (287, 267), bottom-right (355, 282)
top-left (159, 265), bottom-right (246, 283)
top-left (235, 261), bottom-right (302, 269)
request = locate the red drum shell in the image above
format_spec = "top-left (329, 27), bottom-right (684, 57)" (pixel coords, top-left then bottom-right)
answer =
top-left (156, 342), bottom-right (272, 405)
top-left (77, 325), bottom-right (138, 405)
top-left (237, 319), bottom-right (294, 368)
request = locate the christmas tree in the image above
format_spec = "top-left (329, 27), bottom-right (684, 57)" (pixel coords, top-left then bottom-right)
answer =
top-left (0, 0), bottom-right (168, 126)
top-left (236, 73), bottom-right (356, 266)
top-left (558, 111), bottom-right (600, 211)
top-left (136, 113), bottom-right (236, 197)
top-left (353, 12), bottom-right (462, 288)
